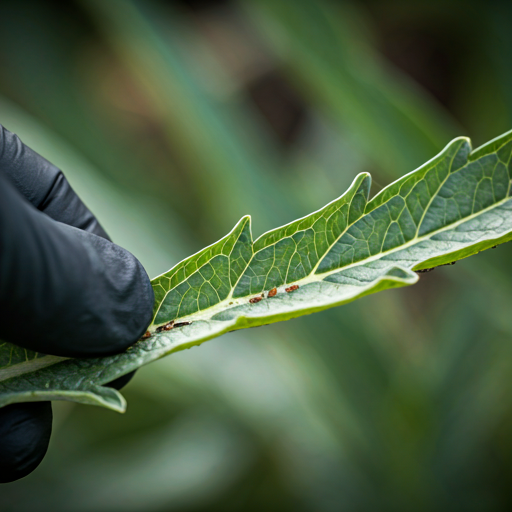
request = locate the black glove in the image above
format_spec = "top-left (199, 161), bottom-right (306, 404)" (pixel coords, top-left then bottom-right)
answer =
top-left (0, 125), bottom-right (154, 483)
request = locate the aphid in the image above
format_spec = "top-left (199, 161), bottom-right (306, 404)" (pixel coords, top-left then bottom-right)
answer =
top-left (268, 287), bottom-right (277, 297)
top-left (174, 321), bottom-right (192, 328)
top-left (141, 331), bottom-right (151, 340)
top-left (156, 321), bottom-right (175, 332)
top-left (285, 285), bottom-right (299, 293)
top-left (249, 296), bottom-right (262, 304)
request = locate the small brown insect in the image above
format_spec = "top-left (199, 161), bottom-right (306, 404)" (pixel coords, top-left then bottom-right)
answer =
top-left (174, 321), bottom-right (192, 328)
top-left (141, 331), bottom-right (151, 340)
top-left (249, 296), bottom-right (262, 304)
top-left (285, 285), bottom-right (299, 293)
top-left (268, 287), bottom-right (277, 297)
top-left (229, 302), bottom-right (233, 305)
top-left (156, 321), bottom-right (175, 332)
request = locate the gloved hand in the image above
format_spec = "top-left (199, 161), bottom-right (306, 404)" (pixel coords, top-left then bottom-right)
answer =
top-left (0, 125), bottom-right (154, 483)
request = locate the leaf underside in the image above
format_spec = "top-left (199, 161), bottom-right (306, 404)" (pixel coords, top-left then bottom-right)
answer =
top-left (2, 130), bottom-right (512, 412)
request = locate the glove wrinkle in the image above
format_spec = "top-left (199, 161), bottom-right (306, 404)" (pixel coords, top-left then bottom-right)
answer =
top-left (0, 124), bottom-right (109, 239)
top-left (38, 170), bottom-right (110, 240)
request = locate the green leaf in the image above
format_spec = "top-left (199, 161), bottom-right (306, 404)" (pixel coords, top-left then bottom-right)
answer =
top-left (2, 130), bottom-right (512, 412)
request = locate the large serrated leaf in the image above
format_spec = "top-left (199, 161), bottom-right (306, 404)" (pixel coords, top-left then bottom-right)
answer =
top-left (2, 130), bottom-right (512, 412)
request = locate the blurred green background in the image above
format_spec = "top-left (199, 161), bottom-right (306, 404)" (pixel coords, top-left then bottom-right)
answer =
top-left (1, 0), bottom-right (512, 510)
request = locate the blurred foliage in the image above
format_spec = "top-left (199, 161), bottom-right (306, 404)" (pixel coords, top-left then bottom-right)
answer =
top-left (1, 0), bottom-right (512, 510)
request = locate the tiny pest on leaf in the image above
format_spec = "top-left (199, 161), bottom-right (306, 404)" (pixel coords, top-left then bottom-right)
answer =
top-left (141, 331), bottom-right (151, 340)
top-left (268, 287), bottom-right (277, 297)
top-left (156, 321), bottom-right (174, 332)
top-left (174, 321), bottom-right (192, 328)
top-left (285, 285), bottom-right (299, 292)
top-left (249, 296), bottom-right (263, 304)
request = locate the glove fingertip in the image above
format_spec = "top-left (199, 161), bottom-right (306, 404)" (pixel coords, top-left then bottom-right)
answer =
top-left (98, 254), bottom-right (154, 356)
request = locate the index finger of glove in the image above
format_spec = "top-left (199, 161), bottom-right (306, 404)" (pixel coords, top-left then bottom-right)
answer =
top-left (0, 124), bottom-right (109, 240)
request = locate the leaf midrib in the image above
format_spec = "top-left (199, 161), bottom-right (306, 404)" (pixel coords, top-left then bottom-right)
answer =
top-left (312, 194), bottom-right (511, 277)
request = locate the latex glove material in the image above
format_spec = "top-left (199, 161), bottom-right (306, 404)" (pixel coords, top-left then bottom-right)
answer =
top-left (0, 125), bottom-right (154, 482)
top-left (0, 174), bottom-right (153, 356)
